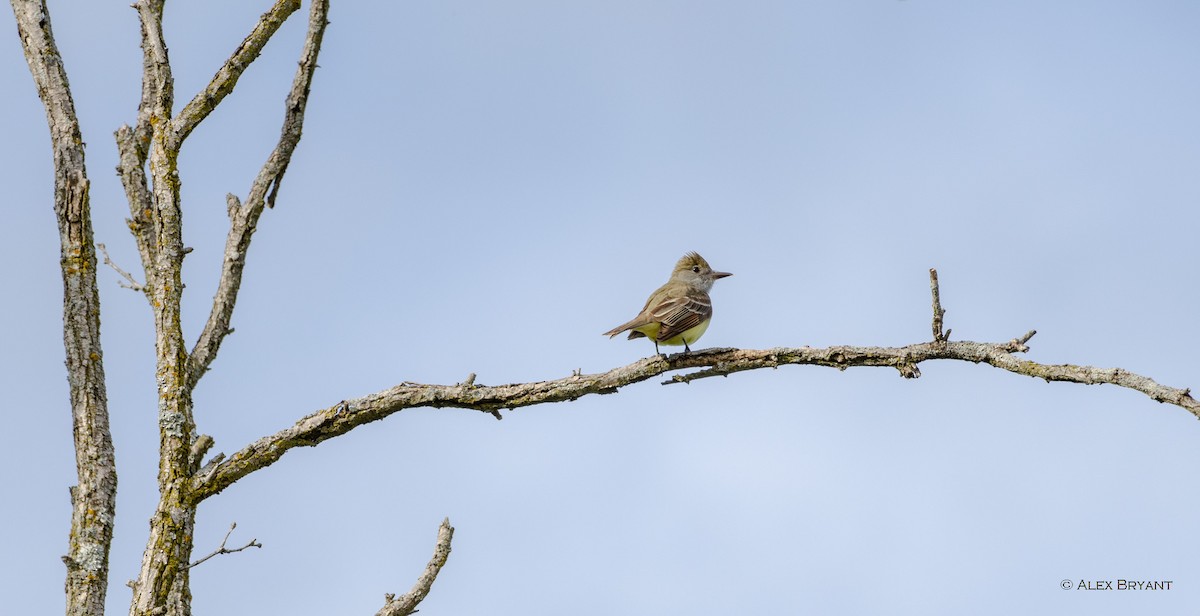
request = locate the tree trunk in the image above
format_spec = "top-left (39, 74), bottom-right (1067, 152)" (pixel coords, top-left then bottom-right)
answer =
top-left (10, 2), bottom-right (118, 616)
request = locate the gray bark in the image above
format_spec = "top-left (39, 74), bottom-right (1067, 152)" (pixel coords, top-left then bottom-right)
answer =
top-left (10, 3), bottom-right (119, 616)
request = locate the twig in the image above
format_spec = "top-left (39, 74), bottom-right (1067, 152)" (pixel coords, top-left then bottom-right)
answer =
top-left (96, 243), bottom-right (146, 292)
top-left (375, 518), bottom-right (455, 616)
top-left (187, 522), bottom-right (261, 569)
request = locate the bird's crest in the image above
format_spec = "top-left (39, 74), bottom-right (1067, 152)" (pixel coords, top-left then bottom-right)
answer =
top-left (675, 251), bottom-right (710, 272)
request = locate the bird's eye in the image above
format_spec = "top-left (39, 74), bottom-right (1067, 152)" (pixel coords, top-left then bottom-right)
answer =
top-left (692, 266), bottom-right (700, 273)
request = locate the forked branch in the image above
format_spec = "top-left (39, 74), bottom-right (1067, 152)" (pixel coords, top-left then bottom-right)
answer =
top-left (96, 243), bottom-right (146, 292)
top-left (187, 0), bottom-right (329, 389)
top-left (116, 2), bottom-right (327, 615)
top-left (188, 522), bottom-right (262, 569)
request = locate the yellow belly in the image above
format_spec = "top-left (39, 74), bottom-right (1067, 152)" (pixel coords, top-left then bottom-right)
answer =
top-left (633, 319), bottom-right (711, 346)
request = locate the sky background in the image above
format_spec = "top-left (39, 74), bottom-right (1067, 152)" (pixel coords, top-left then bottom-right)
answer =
top-left (3, 1), bottom-right (1199, 614)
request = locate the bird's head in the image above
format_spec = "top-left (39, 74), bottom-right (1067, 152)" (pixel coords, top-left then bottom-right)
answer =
top-left (671, 251), bottom-right (732, 291)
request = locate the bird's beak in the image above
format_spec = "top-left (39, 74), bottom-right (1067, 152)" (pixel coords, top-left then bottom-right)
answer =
top-left (712, 271), bottom-right (732, 279)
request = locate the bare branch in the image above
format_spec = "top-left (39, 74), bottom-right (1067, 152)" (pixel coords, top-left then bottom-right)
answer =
top-left (113, 126), bottom-right (157, 276)
top-left (96, 243), bottom-right (146, 292)
top-left (250, 0), bottom-right (329, 211)
top-left (187, 0), bottom-right (330, 389)
top-left (112, 1), bottom-right (174, 287)
top-left (10, 2), bottom-right (117, 615)
top-left (124, 1), bottom-right (316, 601)
top-left (191, 273), bottom-right (1200, 503)
top-left (191, 344), bottom-right (1200, 500)
top-left (121, 2), bottom-right (205, 614)
top-left (133, 0), bottom-right (172, 141)
top-left (187, 522), bottom-right (262, 569)
top-left (376, 519), bottom-right (455, 616)
top-left (111, 0), bottom-right (176, 294)
top-left (171, 0), bottom-right (302, 143)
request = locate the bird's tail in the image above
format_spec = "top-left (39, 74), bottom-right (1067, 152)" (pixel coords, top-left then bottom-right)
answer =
top-left (602, 319), bottom-right (643, 338)
top-left (602, 324), bottom-right (629, 338)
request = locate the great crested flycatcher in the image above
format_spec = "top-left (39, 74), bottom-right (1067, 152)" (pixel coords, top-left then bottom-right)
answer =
top-left (603, 251), bottom-right (732, 354)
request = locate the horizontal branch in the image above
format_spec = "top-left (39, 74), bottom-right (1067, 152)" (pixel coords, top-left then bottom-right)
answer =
top-left (189, 333), bottom-right (1197, 502)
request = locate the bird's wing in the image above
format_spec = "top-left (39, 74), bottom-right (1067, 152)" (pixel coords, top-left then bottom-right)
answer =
top-left (651, 293), bottom-right (712, 341)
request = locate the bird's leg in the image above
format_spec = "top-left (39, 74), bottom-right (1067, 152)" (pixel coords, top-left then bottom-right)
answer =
top-left (654, 340), bottom-right (661, 356)
top-left (683, 341), bottom-right (692, 354)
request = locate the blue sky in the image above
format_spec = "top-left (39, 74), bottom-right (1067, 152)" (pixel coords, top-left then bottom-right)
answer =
top-left (2, 1), bottom-right (1199, 614)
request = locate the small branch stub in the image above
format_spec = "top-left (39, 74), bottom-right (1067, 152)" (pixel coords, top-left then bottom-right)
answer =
top-left (188, 434), bottom-right (214, 472)
top-left (929, 268), bottom-right (948, 343)
top-left (1006, 330), bottom-right (1037, 353)
top-left (897, 361), bottom-right (921, 379)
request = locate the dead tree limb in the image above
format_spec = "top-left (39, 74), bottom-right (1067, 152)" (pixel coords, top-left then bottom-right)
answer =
top-left (191, 270), bottom-right (1198, 502)
top-left (188, 0), bottom-right (328, 389)
top-left (375, 518), bottom-right (455, 616)
top-left (10, 2), bottom-right (119, 616)
top-left (113, 2), bottom-right (326, 615)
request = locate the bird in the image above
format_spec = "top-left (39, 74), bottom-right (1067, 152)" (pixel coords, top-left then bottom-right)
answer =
top-left (603, 251), bottom-right (732, 354)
